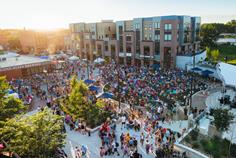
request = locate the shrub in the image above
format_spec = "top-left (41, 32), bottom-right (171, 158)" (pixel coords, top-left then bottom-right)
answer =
top-left (200, 139), bottom-right (207, 146)
top-left (192, 142), bottom-right (200, 149)
top-left (184, 136), bottom-right (190, 143)
top-left (190, 130), bottom-right (199, 141)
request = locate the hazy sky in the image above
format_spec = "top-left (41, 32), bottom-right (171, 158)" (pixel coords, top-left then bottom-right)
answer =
top-left (0, 0), bottom-right (235, 30)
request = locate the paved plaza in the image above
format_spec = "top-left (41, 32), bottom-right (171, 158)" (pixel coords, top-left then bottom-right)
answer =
top-left (63, 120), bottom-right (188, 158)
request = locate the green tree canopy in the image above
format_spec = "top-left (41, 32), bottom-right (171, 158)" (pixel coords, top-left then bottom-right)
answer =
top-left (213, 108), bottom-right (234, 132)
top-left (211, 49), bottom-right (220, 61)
top-left (206, 47), bottom-right (211, 59)
top-left (61, 76), bottom-right (111, 128)
top-left (200, 20), bottom-right (236, 48)
top-left (0, 76), bottom-right (26, 126)
top-left (200, 24), bottom-right (218, 48)
top-left (0, 108), bottom-right (66, 158)
top-left (62, 77), bottom-right (89, 120)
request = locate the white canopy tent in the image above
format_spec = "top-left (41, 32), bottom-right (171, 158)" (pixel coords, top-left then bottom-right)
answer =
top-left (69, 55), bottom-right (80, 61)
top-left (216, 62), bottom-right (236, 88)
top-left (7, 93), bottom-right (19, 99)
top-left (94, 57), bottom-right (105, 63)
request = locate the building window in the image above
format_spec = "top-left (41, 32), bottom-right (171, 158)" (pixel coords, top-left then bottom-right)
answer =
top-left (105, 41), bottom-right (108, 51)
top-left (108, 26), bottom-right (111, 31)
top-left (154, 34), bottom-right (160, 41)
top-left (164, 24), bottom-right (172, 30)
top-left (144, 34), bottom-right (148, 40)
top-left (149, 34), bottom-right (152, 40)
top-left (126, 44), bottom-right (132, 53)
top-left (149, 24), bottom-right (152, 30)
top-left (164, 34), bottom-right (172, 41)
top-left (135, 23), bottom-right (140, 29)
top-left (119, 26), bottom-right (123, 34)
top-left (126, 35), bottom-right (132, 41)
top-left (154, 22), bottom-right (160, 29)
top-left (144, 46), bottom-right (150, 56)
top-left (144, 27), bottom-right (147, 30)
top-left (177, 24), bottom-right (180, 30)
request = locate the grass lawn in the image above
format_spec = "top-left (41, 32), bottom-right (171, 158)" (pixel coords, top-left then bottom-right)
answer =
top-left (217, 44), bottom-right (236, 61)
top-left (227, 59), bottom-right (236, 65)
top-left (182, 129), bottom-right (236, 158)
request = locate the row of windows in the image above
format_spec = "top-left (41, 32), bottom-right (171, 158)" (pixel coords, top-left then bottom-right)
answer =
top-left (135, 23), bottom-right (171, 31)
top-left (143, 34), bottom-right (171, 41)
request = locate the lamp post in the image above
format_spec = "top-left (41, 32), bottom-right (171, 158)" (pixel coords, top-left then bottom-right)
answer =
top-left (43, 69), bottom-right (48, 94)
top-left (189, 72), bottom-right (195, 115)
top-left (86, 53), bottom-right (90, 79)
top-left (116, 62), bottom-right (121, 109)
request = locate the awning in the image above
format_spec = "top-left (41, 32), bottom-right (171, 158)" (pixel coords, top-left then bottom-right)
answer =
top-left (201, 70), bottom-right (214, 76)
top-left (84, 79), bottom-right (95, 84)
top-left (191, 67), bottom-right (202, 71)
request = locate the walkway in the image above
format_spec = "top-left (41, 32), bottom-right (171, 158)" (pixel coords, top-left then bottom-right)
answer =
top-left (63, 120), bottom-right (188, 158)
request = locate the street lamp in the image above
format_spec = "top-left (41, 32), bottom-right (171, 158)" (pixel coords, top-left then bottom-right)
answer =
top-left (86, 53), bottom-right (90, 79)
top-left (189, 72), bottom-right (195, 115)
top-left (43, 69), bottom-right (49, 94)
top-left (116, 62), bottom-right (121, 109)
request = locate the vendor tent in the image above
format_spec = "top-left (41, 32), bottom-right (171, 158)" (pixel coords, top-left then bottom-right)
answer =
top-left (7, 89), bottom-right (15, 94)
top-left (84, 79), bottom-right (95, 84)
top-left (216, 62), bottom-right (236, 88)
top-left (151, 64), bottom-right (160, 70)
top-left (40, 56), bottom-right (49, 59)
top-left (69, 56), bottom-right (80, 61)
top-left (94, 58), bottom-right (105, 63)
top-left (7, 93), bottom-right (19, 98)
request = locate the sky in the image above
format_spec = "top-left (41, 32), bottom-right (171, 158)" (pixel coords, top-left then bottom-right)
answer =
top-left (0, 0), bottom-right (235, 30)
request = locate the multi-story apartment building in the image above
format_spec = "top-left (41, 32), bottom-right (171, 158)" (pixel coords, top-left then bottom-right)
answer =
top-left (69, 15), bottom-right (201, 68)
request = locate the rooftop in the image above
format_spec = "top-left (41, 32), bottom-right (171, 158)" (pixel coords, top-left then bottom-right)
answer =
top-left (0, 52), bottom-right (50, 71)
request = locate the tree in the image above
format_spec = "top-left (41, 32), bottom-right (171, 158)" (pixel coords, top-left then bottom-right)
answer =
top-left (62, 77), bottom-right (89, 120)
top-left (213, 108), bottom-right (234, 133)
top-left (200, 24), bottom-right (218, 48)
top-left (0, 108), bottom-right (66, 158)
top-left (0, 76), bottom-right (26, 126)
top-left (226, 20), bottom-right (236, 33)
top-left (206, 47), bottom-right (211, 60)
top-left (61, 77), bottom-right (111, 128)
top-left (211, 49), bottom-right (220, 61)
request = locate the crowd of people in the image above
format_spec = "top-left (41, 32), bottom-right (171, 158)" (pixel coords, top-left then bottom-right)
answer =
top-left (5, 59), bottom-right (216, 158)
